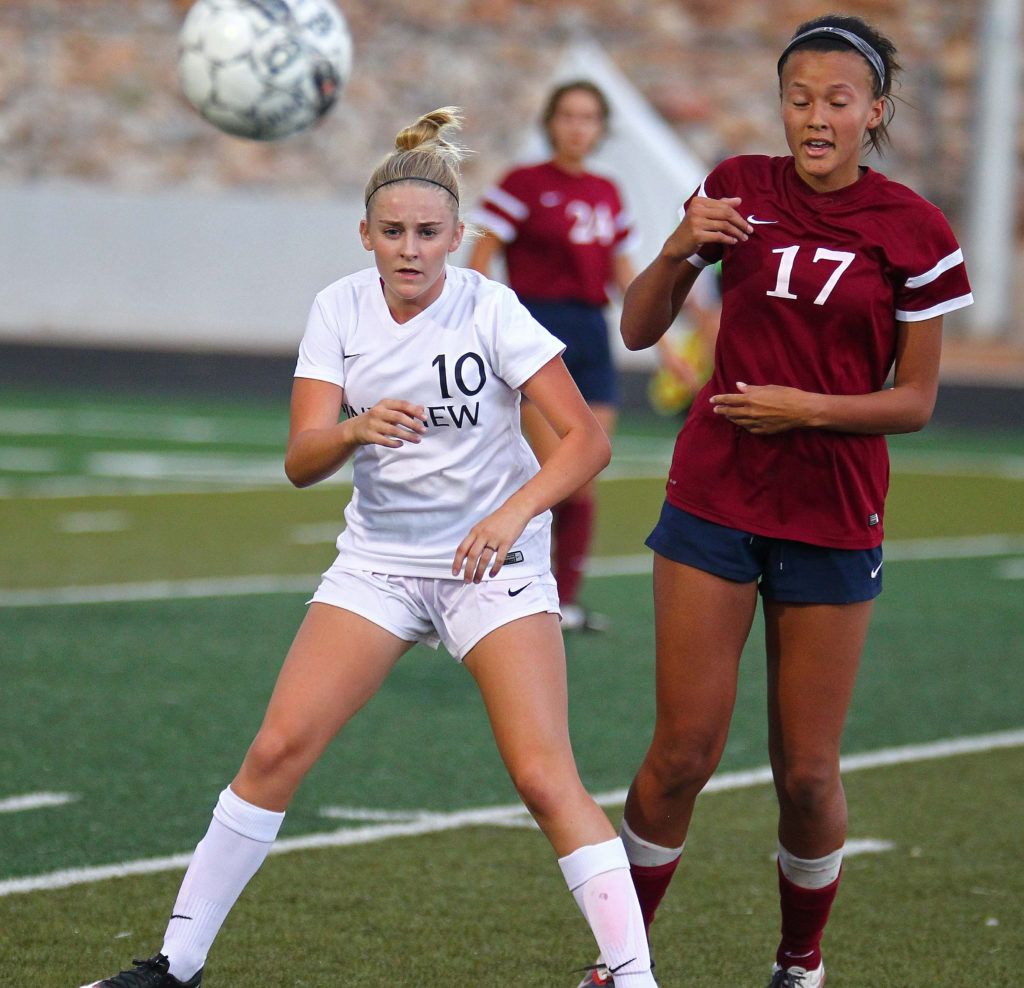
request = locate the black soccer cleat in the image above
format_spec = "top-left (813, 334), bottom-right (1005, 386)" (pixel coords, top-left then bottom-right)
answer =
top-left (79, 953), bottom-right (202, 988)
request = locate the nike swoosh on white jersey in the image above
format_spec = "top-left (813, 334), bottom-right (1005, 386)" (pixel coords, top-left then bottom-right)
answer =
top-left (747, 215), bottom-right (779, 225)
top-left (871, 562), bottom-right (883, 578)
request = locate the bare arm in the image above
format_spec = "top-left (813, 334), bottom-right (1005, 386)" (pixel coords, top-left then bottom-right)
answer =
top-left (622, 259), bottom-right (703, 351)
top-left (621, 196), bottom-right (750, 350)
top-left (466, 230), bottom-right (504, 277)
top-left (284, 377), bottom-right (427, 488)
top-left (452, 357), bottom-right (611, 582)
top-left (709, 316), bottom-right (943, 436)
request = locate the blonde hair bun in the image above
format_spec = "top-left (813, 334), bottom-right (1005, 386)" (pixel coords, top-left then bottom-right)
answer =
top-left (365, 107), bottom-right (466, 211)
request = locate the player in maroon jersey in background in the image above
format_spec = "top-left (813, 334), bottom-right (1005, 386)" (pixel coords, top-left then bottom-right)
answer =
top-left (470, 80), bottom-right (638, 632)
top-left (579, 14), bottom-right (974, 988)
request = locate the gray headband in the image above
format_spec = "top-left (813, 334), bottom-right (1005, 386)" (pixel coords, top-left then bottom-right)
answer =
top-left (778, 26), bottom-right (886, 91)
top-left (365, 176), bottom-right (459, 208)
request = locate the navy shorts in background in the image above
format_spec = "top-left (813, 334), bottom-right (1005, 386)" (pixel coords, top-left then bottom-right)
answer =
top-left (521, 299), bottom-right (617, 405)
top-left (645, 501), bottom-right (884, 604)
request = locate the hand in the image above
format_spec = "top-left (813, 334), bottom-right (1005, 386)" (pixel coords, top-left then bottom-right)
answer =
top-left (664, 196), bottom-right (752, 260)
top-left (452, 503), bottom-right (530, 584)
top-left (350, 399), bottom-right (426, 448)
top-left (709, 382), bottom-right (815, 435)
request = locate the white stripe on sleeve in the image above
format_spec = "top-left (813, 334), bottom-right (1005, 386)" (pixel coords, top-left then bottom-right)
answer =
top-left (485, 185), bottom-right (529, 221)
top-left (470, 208), bottom-right (517, 244)
top-left (904, 248), bottom-right (965, 289)
top-left (896, 292), bottom-right (975, 322)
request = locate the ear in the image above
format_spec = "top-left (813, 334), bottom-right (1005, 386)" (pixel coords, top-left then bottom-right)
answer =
top-left (448, 222), bottom-right (465, 254)
top-left (866, 96), bottom-right (885, 132)
top-left (359, 217), bottom-right (373, 252)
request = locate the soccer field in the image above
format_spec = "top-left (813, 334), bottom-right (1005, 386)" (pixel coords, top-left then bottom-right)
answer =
top-left (1, 389), bottom-right (1022, 986)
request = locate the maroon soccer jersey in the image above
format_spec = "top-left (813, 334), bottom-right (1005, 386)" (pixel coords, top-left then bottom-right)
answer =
top-left (667, 155), bottom-right (973, 549)
top-left (473, 161), bottom-right (636, 306)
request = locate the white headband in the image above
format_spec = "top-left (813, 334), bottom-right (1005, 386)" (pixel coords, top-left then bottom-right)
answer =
top-left (778, 26), bottom-right (886, 91)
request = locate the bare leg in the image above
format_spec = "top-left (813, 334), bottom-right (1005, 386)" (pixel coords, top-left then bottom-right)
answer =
top-left (160, 603), bottom-right (411, 979)
top-left (232, 602), bottom-right (411, 810)
top-left (624, 556), bottom-right (758, 847)
top-left (464, 611), bottom-right (655, 985)
top-left (764, 599), bottom-right (872, 975)
top-left (463, 611), bottom-right (612, 852)
top-left (764, 599), bottom-right (872, 856)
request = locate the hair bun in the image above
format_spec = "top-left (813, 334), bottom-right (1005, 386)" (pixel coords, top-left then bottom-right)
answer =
top-left (395, 107), bottom-right (465, 157)
top-left (364, 107), bottom-right (467, 211)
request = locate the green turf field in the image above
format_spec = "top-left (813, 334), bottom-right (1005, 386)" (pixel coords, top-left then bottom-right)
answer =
top-left (1, 388), bottom-right (1022, 986)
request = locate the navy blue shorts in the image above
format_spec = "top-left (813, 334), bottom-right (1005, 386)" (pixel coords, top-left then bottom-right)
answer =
top-left (521, 299), bottom-right (617, 405)
top-left (645, 502), bottom-right (883, 604)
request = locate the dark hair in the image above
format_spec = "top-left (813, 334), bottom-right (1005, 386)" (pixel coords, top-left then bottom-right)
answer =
top-left (777, 14), bottom-right (901, 154)
top-left (541, 80), bottom-right (611, 132)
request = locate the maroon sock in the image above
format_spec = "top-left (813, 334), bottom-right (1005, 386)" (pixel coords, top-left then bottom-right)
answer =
top-left (553, 497), bottom-right (595, 605)
top-left (776, 862), bottom-right (841, 971)
top-left (630, 858), bottom-right (681, 936)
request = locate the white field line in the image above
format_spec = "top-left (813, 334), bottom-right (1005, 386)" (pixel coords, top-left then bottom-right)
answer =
top-left (3, 533), bottom-right (1024, 608)
top-left (1, 728), bottom-right (1020, 898)
top-left (85, 451), bottom-right (293, 484)
top-left (2, 440), bottom-right (1023, 500)
top-left (0, 446), bottom-right (63, 472)
top-left (57, 510), bottom-right (132, 534)
top-left (883, 533), bottom-right (1024, 561)
top-left (0, 575), bottom-right (317, 607)
top-left (0, 792), bottom-right (78, 814)
top-left (888, 450), bottom-right (1024, 480)
top-left (838, 838), bottom-right (895, 856)
top-left (290, 521), bottom-right (342, 545)
top-left (0, 408), bottom-right (284, 447)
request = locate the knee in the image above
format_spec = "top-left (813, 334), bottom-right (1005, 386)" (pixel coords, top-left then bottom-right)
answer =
top-left (776, 760), bottom-right (840, 816)
top-left (243, 726), bottom-right (308, 782)
top-left (509, 760), bottom-right (573, 822)
top-left (644, 731), bottom-right (723, 798)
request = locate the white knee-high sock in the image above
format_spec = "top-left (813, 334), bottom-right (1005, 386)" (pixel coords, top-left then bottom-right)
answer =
top-left (559, 838), bottom-right (657, 986)
top-left (777, 841), bottom-right (844, 889)
top-left (161, 787), bottom-right (285, 981)
top-left (619, 817), bottom-right (685, 868)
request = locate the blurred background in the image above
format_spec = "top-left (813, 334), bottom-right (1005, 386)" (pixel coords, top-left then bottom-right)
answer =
top-left (0, 0), bottom-right (1022, 412)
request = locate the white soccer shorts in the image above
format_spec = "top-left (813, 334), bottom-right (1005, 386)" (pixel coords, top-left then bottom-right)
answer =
top-left (309, 565), bottom-right (560, 661)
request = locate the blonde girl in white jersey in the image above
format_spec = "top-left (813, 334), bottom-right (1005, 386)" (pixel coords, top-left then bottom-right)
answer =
top-left (79, 108), bottom-right (657, 988)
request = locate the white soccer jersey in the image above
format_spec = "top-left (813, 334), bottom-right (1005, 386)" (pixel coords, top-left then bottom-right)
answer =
top-left (295, 265), bottom-right (566, 579)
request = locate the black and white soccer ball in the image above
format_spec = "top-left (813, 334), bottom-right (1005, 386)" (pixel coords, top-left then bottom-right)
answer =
top-left (178, 0), bottom-right (353, 141)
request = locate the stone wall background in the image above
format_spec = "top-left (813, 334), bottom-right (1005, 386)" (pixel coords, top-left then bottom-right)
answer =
top-left (1, 0), bottom-right (1021, 349)
top-left (0, 1), bottom-right (990, 213)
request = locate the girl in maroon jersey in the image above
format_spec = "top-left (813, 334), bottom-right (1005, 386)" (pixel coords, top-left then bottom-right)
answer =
top-left (470, 80), bottom-right (638, 632)
top-left (593, 15), bottom-right (973, 988)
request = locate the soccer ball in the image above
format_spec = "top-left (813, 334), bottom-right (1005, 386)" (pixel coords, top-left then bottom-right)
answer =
top-left (178, 0), bottom-right (353, 141)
